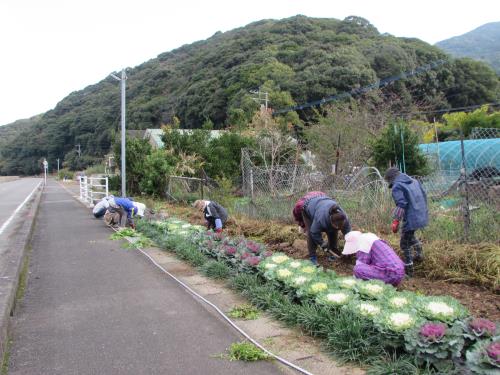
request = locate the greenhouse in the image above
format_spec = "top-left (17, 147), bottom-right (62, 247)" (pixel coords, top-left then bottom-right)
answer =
top-left (419, 138), bottom-right (500, 172)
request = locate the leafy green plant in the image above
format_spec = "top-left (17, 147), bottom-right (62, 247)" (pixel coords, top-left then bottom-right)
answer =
top-left (404, 322), bottom-right (464, 371)
top-left (227, 341), bottom-right (270, 361)
top-left (228, 304), bottom-right (260, 320)
top-left (466, 338), bottom-right (500, 374)
top-left (109, 228), bottom-right (137, 240)
top-left (416, 296), bottom-right (469, 323)
top-left (201, 260), bottom-right (231, 279)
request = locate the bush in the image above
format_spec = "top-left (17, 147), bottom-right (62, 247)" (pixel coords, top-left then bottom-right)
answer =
top-left (57, 168), bottom-right (74, 180)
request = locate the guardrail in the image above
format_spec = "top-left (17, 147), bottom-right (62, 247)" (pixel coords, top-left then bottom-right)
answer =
top-left (79, 176), bottom-right (109, 205)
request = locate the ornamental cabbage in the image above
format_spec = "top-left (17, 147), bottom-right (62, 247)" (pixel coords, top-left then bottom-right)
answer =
top-left (271, 254), bottom-right (290, 264)
top-left (404, 321), bottom-right (465, 368)
top-left (417, 296), bottom-right (469, 323)
top-left (466, 338), bottom-right (500, 374)
top-left (276, 268), bottom-right (293, 280)
top-left (356, 280), bottom-right (393, 299)
top-left (316, 290), bottom-right (353, 307)
top-left (349, 301), bottom-right (381, 317)
top-left (336, 277), bottom-right (358, 289)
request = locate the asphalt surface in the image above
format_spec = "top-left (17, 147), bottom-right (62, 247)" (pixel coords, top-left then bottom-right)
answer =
top-left (0, 178), bottom-right (41, 235)
top-left (9, 180), bottom-right (284, 375)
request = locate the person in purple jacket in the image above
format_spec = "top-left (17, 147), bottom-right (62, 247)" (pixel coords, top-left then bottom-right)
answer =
top-left (343, 231), bottom-right (405, 286)
top-left (384, 167), bottom-right (429, 276)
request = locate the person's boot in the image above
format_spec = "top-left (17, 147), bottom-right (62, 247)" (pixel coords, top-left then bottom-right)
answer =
top-left (310, 256), bottom-right (319, 267)
top-left (405, 263), bottom-right (414, 277)
top-left (413, 244), bottom-right (424, 262)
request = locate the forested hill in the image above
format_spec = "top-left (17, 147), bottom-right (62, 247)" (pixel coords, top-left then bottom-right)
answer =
top-left (436, 22), bottom-right (500, 74)
top-left (1, 15), bottom-right (499, 175)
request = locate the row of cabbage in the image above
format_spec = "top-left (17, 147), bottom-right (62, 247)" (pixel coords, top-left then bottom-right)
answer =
top-left (139, 218), bottom-right (499, 374)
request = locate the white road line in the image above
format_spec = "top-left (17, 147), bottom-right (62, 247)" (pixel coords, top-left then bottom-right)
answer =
top-left (0, 181), bottom-right (42, 236)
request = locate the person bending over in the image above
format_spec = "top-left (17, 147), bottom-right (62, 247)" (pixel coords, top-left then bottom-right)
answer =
top-left (193, 200), bottom-right (228, 233)
top-left (301, 195), bottom-right (351, 265)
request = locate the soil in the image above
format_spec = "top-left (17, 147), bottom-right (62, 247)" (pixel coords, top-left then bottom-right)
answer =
top-left (158, 203), bottom-right (500, 321)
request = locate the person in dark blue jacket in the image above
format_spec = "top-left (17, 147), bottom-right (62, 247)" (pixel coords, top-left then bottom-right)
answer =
top-left (384, 167), bottom-right (429, 276)
top-left (301, 195), bottom-right (351, 265)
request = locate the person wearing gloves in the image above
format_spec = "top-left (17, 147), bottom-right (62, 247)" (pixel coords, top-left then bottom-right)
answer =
top-left (301, 195), bottom-right (351, 266)
top-left (193, 200), bottom-right (228, 233)
top-left (92, 195), bottom-right (114, 218)
top-left (343, 231), bottom-right (405, 286)
top-left (384, 167), bottom-right (429, 276)
top-left (292, 191), bottom-right (327, 232)
top-left (104, 197), bottom-right (144, 229)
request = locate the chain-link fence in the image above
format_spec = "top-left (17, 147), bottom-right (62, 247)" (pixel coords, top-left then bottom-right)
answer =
top-left (237, 128), bottom-right (500, 243)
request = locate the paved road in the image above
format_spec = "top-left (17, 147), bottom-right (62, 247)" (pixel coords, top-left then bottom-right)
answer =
top-left (0, 178), bottom-right (41, 235)
top-left (9, 180), bottom-right (284, 375)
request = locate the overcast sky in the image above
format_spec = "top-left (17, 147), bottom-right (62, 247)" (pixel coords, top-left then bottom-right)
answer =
top-left (0, 0), bottom-right (498, 126)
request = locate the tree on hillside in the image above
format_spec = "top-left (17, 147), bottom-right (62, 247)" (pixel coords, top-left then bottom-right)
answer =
top-left (370, 121), bottom-right (429, 176)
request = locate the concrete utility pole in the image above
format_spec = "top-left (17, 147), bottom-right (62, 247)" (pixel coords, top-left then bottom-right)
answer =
top-left (250, 89), bottom-right (269, 111)
top-left (43, 159), bottom-right (48, 184)
top-left (111, 69), bottom-right (127, 197)
top-left (57, 158), bottom-right (60, 173)
top-left (76, 144), bottom-right (81, 157)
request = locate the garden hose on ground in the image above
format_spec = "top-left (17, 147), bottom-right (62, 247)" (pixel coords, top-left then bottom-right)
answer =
top-left (114, 228), bottom-right (315, 375)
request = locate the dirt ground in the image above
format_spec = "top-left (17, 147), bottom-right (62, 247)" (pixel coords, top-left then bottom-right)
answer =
top-left (154, 203), bottom-right (500, 321)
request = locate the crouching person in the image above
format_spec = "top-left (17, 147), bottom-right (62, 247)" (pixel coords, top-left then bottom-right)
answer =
top-left (292, 191), bottom-right (327, 233)
top-left (92, 195), bottom-right (114, 218)
top-left (193, 200), bottom-right (228, 233)
top-left (343, 231), bottom-right (405, 286)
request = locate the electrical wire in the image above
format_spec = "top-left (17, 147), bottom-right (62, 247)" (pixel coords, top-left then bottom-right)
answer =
top-left (273, 59), bottom-right (447, 115)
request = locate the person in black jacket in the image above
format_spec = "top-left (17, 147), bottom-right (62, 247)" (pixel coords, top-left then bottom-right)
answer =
top-left (193, 200), bottom-right (228, 233)
top-left (301, 195), bottom-right (351, 265)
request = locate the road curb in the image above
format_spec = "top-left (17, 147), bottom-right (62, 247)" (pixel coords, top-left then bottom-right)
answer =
top-left (0, 182), bottom-right (43, 361)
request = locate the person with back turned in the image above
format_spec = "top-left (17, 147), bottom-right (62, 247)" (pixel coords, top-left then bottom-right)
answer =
top-left (384, 167), bottom-right (428, 277)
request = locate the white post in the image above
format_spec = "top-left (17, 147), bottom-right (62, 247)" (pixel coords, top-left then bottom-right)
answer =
top-left (43, 159), bottom-right (48, 184)
top-left (120, 68), bottom-right (127, 197)
top-left (105, 177), bottom-right (109, 197)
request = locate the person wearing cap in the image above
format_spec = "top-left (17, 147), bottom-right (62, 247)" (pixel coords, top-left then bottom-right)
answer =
top-left (343, 231), bottom-right (405, 286)
top-left (292, 191), bottom-right (327, 232)
top-left (193, 200), bottom-right (228, 233)
top-left (92, 195), bottom-right (114, 218)
top-left (384, 167), bottom-right (428, 276)
top-left (301, 195), bottom-right (351, 266)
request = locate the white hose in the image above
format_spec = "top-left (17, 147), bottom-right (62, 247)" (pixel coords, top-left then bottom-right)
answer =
top-left (116, 229), bottom-right (315, 375)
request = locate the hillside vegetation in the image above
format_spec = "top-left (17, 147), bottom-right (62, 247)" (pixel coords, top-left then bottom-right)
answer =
top-left (436, 22), bottom-right (500, 74)
top-left (0, 15), bottom-right (498, 175)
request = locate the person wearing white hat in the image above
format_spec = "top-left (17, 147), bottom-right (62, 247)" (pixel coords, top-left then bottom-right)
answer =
top-left (343, 231), bottom-right (405, 286)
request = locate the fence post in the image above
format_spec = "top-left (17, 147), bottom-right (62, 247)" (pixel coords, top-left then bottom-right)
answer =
top-left (105, 177), bottom-right (109, 197)
top-left (250, 168), bottom-right (254, 200)
top-left (459, 131), bottom-right (470, 241)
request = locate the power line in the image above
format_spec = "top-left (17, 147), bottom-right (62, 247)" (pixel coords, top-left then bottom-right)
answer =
top-left (398, 102), bottom-right (500, 117)
top-left (273, 59), bottom-right (448, 115)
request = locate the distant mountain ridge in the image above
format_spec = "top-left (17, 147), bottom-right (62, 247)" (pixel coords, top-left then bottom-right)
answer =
top-left (436, 22), bottom-right (500, 74)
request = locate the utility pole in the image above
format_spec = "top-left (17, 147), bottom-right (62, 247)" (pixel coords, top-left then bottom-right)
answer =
top-left (76, 144), bottom-right (81, 157)
top-left (250, 89), bottom-right (269, 111)
top-left (57, 158), bottom-right (60, 173)
top-left (111, 68), bottom-right (127, 197)
top-left (43, 159), bottom-right (48, 184)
